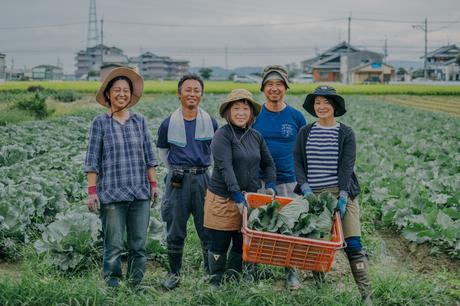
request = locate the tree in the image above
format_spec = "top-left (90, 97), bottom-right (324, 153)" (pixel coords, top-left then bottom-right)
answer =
top-left (411, 69), bottom-right (424, 79)
top-left (199, 68), bottom-right (212, 80)
top-left (396, 67), bottom-right (407, 75)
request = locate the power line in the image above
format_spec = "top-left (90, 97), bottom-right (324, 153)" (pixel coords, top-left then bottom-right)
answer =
top-left (0, 22), bottom-right (86, 30)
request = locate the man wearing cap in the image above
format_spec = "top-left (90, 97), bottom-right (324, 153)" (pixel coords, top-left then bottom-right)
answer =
top-left (84, 67), bottom-right (159, 289)
top-left (157, 74), bottom-right (218, 290)
top-left (252, 65), bottom-right (306, 290)
top-left (203, 89), bottom-right (276, 287)
top-left (294, 85), bottom-right (373, 303)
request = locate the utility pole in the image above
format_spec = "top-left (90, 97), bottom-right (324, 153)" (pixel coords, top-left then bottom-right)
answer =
top-left (413, 18), bottom-right (428, 79)
top-left (346, 13), bottom-right (352, 84)
top-left (383, 37), bottom-right (388, 63)
top-left (347, 14), bottom-right (351, 47)
top-left (225, 45), bottom-right (228, 70)
top-left (100, 18), bottom-right (104, 66)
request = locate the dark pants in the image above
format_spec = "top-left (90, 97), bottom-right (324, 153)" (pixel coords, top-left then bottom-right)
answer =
top-left (100, 200), bottom-right (150, 286)
top-left (161, 171), bottom-right (211, 251)
top-left (208, 228), bottom-right (243, 254)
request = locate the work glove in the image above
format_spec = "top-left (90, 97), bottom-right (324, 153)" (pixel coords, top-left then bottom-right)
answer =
top-left (150, 181), bottom-right (160, 208)
top-left (87, 186), bottom-right (100, 214)
top-left (300, 183), bottom-right (313, 197)
top-left (265, 181), bottom-right (277, 197)
top-left (337, 191), bottom-right (348, 219)
top-left (231, 191), bottom-right (247, 215)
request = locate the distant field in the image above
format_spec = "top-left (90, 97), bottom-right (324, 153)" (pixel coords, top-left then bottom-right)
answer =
top-left (2, 81), bottom-right (460, 95)
top-left (368, 95), bottom-right (460, 116)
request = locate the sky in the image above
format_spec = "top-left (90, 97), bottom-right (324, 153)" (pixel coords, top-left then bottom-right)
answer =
top-left (1, 0), bottom-right (459, 73)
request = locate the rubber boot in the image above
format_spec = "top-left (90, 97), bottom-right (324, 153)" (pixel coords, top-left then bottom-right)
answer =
top-left (162, 248), bottom-right (183, 290)
top-left (347, 251), bottom-right (373, 305)
top-left (208, 251), bottom-right (227, 288)
top-left (225, 251), bottom-right (243, 281)
top-left (284, 267), bottom-right (301, 290)
top-left (202, 248), bottom-right (210, 275)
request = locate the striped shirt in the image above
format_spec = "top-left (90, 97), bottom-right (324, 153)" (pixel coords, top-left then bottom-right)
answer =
top-left (305, 122), bottom-right (340, 190)
top-left (84, 113), bottom-right (158, 204)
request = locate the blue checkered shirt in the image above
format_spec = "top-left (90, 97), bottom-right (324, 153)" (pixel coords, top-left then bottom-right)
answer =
top-left (84, 113), bottom-right (158, 204)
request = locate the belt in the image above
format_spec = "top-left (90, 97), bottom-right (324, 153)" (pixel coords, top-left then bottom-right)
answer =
top-left (172, 167), bottom-right (208, 175)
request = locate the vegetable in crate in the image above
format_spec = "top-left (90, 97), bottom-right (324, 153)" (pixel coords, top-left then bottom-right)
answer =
top-left (248, 192), bottom-right (337, 240)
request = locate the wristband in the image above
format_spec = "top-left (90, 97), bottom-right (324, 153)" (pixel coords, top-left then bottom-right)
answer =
top-left (150, 181), bottom-right (158, 188)
top-left (88, 186), bottom-right (97, 195)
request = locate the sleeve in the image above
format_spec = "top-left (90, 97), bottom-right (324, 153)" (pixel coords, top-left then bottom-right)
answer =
top-left (338, 127), bottom-right (356, 195)
top-left (212, 117), bottom-right (219, 131)
top-left (158, 148), bottom-right (170, 169)
top-left (211, 128), bottom-right (240, 193)
top-left (259, 135), bottom-right (276, 183)
top-left (142, 117), bottom-right (158, 168)
top-left (297, 110), bottom-right (307, 128)
top-left (83, 117), bottom-right (103, 173)
top-left (156, 118), bottom-right (170, 149)
top-left (293, 127), bottom-right (308, 186)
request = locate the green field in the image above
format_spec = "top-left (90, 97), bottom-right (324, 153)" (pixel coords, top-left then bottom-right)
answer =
top-left (0, 92), bottom-right (459, 305)
top-left (2, 80), bottom-right (460, 95)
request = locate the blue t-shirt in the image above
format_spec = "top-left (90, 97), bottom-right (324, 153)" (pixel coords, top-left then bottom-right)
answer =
top-left (253, 104), bottom-right (307, 183)
top-left (157, 116), bottom-right (218, 167)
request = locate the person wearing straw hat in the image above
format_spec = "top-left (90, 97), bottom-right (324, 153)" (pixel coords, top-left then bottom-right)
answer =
top-left (157, 74), bottom-right (218, 290)
top-left (294, 85), bottom-right (372, 304)
top-left (84, 67), bottom-right (159, 289)
top-left (252, 64), bottom-right (306, 289)
top-left (203, 89), bottom-right (276, 287)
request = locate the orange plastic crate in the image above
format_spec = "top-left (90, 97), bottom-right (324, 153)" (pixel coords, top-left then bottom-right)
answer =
top-left (242, 192), bottom-right (345, 272)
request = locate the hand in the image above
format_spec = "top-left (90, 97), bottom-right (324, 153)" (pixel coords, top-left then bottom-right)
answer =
top-left (235, 201), bottom-right (248, 215)
top-left (337, 196), bottom-right (347, 219)
top-left (301, 183), bottom-right (313, 197)
top-left (87, 186), bottom-right (100, 213)
top-left (265, 181), bottom-right (277, 197)
top-left (150, 181), bottom-right (160, 208)
top-left (230, 191), bottom-right (245, 204)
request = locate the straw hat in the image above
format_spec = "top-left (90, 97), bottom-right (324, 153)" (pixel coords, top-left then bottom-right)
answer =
top-left (219, 89), bottom-right (261, 117)
top-left (95, 67), bottom-right (144, 108)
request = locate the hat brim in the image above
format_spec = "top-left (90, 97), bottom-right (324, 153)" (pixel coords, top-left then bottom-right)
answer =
top-left (260, 71), bottom-right (290, 91)
top-left (219, 96), bottom-right (261, 118)
top-left (96, 67), bottom-right (144, 108)
top-left (303, 94), bottom-right (346, 117)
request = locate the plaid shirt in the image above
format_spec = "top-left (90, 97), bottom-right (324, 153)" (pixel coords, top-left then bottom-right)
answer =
top-left (84, 113), bottom-right (158, 204)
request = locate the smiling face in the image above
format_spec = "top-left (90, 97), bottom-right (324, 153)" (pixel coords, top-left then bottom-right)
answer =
top-left (229, 100), bottom-right (252, 128)
top-left (314, 96), bottom-right (335, 119)
top-left (262, 79), bottom-right (286, 104)
top-left (108, 79), bottom-right (131, 111)
top-left (177, 79), bottom-right (203, 110)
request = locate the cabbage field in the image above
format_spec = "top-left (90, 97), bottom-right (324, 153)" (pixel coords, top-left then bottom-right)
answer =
top-left (0, 91), bottom-right (459, 305)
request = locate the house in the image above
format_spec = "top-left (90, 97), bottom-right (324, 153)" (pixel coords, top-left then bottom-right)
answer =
top-left (0, 53), bottom-right (5, 81)
top-left (350, 62), bottom-right (395, 84)
top-left (75, 44), bottom-right (128, 79)
top-left (32, 65), bottom-right (63, 80)
top-left (424, 44), bottom-right (460, 81)
top-left (301, 41), bottom-right (395, 83)
top-left (129, 52), bottom-right (189, 80)
top-left (99, 63), bottom-right (138, 81)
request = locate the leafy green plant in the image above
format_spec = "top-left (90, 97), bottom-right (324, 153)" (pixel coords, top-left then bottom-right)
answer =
top-left (53, 90), bottom-right (82, 103)
top-left (14, 93), bottom-right (54, 119)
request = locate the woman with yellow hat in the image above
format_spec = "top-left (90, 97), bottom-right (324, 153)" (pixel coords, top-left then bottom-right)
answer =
top-left (203, 89), bottom-right (276, 287)
top-left (83, 67), bottom-right (159, 289)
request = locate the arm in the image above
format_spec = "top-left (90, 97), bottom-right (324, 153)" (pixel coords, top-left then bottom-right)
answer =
top-left (156, 119), bottom-right (171, 168)
top-left (293, 128), bottom-right (308, 187)
top-left (83, 118), bottom-right (103, 174)
top-left (259, 136), bottom-right (276, 184)
top-left (338, 127), bottom-right (356, 196)
top-left (211, 128), bottom-right (240, 194)
top-left (142, 117), bottom-right (158, 168)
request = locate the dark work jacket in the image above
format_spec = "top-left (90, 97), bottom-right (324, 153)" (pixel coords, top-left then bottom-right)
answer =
top-left (209, 124), bottom-right (276, 198)
top-left (293, 122), bottom-right (360, 199)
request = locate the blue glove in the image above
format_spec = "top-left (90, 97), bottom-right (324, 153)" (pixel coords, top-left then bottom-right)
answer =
top-left (337, 195), bottom-right (348, 219)
top-left (230, 191), bottom-right (246, 204)
top-left (301, 183), bottom-right (313, 197)
top-left (265, 181), bottom-right (277, 196)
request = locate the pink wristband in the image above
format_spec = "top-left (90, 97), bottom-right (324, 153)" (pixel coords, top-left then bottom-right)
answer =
top-left (88, 186), bottom-right (97, 195)
top-left (150, 181), bottom-right (158, 188)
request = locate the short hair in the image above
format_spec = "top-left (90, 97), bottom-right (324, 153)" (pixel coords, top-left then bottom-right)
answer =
top-left (223, 100), bottom-right (256, 127)
top-left (103, 76), bottom-right (133, 104)
top-left (177, 74), bottom-right (204, 93)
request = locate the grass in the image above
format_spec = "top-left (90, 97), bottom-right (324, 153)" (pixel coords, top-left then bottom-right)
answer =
top-left (2, 81), bottom-right (460, 95)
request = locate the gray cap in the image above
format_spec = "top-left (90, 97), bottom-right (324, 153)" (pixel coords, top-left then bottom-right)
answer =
top-left (261, 65), bottom-right (290, 91)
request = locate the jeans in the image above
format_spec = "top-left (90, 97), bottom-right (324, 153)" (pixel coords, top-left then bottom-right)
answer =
top-left (100, 200), bottom-right (150, 286)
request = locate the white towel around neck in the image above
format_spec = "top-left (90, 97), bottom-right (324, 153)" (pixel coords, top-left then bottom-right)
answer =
top-left (167, 107), bottom-right (214, 147)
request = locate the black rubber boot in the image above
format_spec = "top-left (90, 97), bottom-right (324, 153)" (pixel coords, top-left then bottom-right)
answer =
top-left (162, 247), bottom-right (183, 290)
top-left (284, 267), bottom-right (301, 290)
top-left (225, 251), bottom-right (242, 281)
top-left (202, 247), bottom-right (211, 275)
top-left (208, 251), bottom-right (227, 288)
top-left (347, 251), bottom-right (373, 305)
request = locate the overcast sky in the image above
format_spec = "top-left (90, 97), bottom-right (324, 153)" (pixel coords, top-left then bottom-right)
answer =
top-left (1, 0), bottom-right (459, 73)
